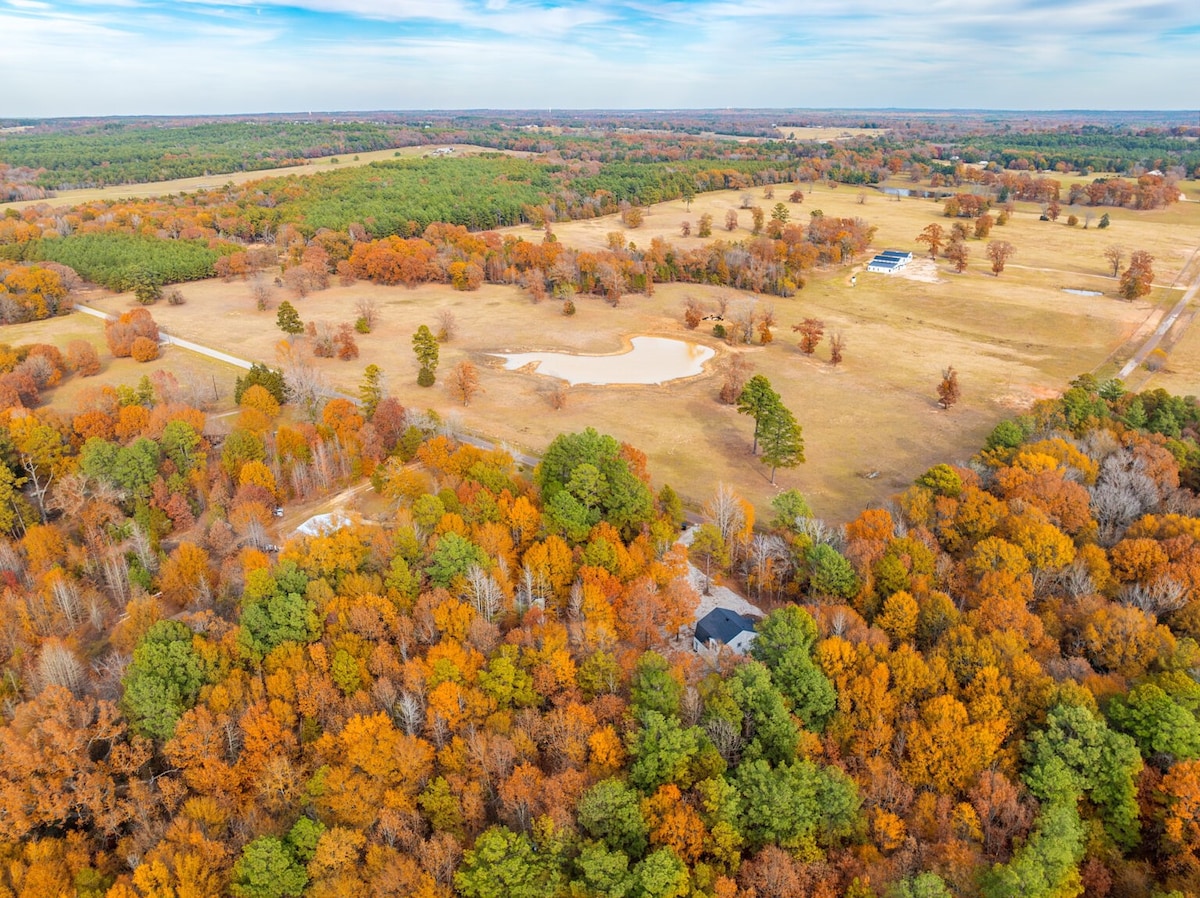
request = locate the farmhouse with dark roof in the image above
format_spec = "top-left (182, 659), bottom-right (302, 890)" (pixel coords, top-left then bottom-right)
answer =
top-left (693, 607), bottom-right (757, 654)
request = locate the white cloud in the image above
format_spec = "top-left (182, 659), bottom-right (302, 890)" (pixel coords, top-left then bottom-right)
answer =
top-left (0, 0), bottom-right (1196, 115)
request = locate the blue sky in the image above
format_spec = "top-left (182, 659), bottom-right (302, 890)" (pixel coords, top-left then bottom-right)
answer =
top-left (2, 0), bottom-right (1198, 117)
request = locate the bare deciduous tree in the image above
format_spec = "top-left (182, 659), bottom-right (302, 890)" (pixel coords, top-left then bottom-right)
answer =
top-left (448, 360), bottom-right (481, 406)
top-left (718, 353), bottom-right (753, 404)
top-left (704, 482), bottom-right (746, 546)
top-left (251, 278), bottom-right (272, 311)
top-left (435, 308), bottom-right (457, 342)
top-left (549, 383), bottom-right (568, 410)
top-left (829, 331), bottom-right (845, 366)
top-left (465, 565), bottom-right (504, 621)
top-left (1104, 245), bottom-right (1125, 278)
top-left (37, 639), bottom-right (86, 695)
top-left (355, 296), bottom-right (380, 330)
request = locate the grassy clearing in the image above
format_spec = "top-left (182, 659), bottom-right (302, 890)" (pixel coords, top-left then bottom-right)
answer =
top-left (47, 177), bottom-right (1200, 522)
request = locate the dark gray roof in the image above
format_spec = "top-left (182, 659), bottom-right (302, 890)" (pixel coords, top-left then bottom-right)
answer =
top-left (695, 607), bottom-right (756, 644)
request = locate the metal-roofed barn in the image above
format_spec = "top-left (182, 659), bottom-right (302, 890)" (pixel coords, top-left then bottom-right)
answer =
top-left (866, 249), bottom-right (913, 274)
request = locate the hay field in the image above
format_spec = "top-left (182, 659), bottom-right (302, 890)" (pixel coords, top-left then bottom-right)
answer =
top-left (80, 171), bottom-right (1192, 521)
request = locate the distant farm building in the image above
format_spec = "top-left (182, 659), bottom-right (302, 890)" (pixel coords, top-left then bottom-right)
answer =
top-left (694, 607), bottom-right (758, 655)
top-left (866, 249), bottom-right (913, 274)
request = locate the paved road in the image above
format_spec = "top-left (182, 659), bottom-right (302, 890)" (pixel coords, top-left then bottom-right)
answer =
top-left (74, 303), bottom-right (254, 370)
top-left (1117, 252), bottom-right (1200, 379)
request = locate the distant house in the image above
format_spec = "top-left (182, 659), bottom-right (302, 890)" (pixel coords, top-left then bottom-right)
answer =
top-left (866, 249), bottom-right (913, 274)
top-left (694, 607), bottom-right (758, 654)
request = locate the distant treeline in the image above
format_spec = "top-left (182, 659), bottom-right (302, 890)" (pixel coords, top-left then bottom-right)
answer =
top-left (5, 117), bottom-right (1200, 195)
top-left (948, 129), bottom-right (1200, 175)
top-left (0, 121), bottom-right (435, 189)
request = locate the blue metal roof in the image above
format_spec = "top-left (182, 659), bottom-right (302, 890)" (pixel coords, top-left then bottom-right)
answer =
top-left (695, 607), bottom-right (756, 644)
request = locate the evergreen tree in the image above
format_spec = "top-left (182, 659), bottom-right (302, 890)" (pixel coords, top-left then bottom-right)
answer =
top-left (737, 374), bottom-right (781, 454)
top-left (359, 363), bottom-right (384, 418)
top-left (235, 363), bottom-right (288, 404)
top-left (276, 300), bottom-right (303, 339)
top-left (758, 402), bottom-right (804, 483)
top-left (412, 324), bottom-right (439, 386)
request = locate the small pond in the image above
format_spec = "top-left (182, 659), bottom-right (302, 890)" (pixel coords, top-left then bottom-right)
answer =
top-left (493, 336), bottom-right (715, 386)
top-left (1063, 288), bottom-right (1103, 296)
top-left (877, 186), bottom-right (944, 199)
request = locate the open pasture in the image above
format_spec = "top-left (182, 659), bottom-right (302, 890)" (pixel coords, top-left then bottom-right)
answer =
top-left (774, 126), bottom-right (888, 141)
top-left (78, 174), bottom-right (1194, 521)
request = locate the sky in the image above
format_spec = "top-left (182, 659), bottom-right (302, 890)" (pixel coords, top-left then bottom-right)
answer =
top-left (2, 0), bottom-right (1199, 117)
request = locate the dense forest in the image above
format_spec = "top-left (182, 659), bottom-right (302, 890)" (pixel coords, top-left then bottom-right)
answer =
top-left (0, 313), bottom-right (1198, 897)
top-left (0, 122), bottom-right (437, 189)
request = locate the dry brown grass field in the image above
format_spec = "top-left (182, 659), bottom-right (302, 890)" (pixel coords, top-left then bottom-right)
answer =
top-left (1, 300), bottom-right (244, 417)
top-left (68, 178), bottom-right (1199, 522)
top-left (773, 126), bottom-right (888, 141)
top-left (0, 145), bottom-right (530, 212)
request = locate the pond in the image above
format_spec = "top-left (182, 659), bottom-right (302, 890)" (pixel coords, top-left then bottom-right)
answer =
top-left (493, 336), bottom-right (715, 386)
top-left (877, 186), bottom-right (944, 199)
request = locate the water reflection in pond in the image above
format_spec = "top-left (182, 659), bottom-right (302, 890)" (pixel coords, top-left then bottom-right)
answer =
top-left (494, 336), bottom-right (715, 386)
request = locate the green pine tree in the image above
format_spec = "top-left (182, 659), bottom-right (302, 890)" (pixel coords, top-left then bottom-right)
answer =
top-left (736, 374), bottom-right (782, 454)
top-left (275, 300), bottom-right (303, 339)
top-left (758, 402), bottom-right (805, 483)
top-left (359, 363), bottom-right (384, 418)
top-left (412, 324), bottom-right (439, 386)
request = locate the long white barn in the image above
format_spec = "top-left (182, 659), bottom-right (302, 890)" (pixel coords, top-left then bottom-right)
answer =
top-left (866, 249), bottom-right (913, 274)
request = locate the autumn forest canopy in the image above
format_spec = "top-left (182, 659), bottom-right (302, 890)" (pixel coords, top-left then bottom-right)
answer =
top-left (0, 110), bottom-right (1199, 898)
